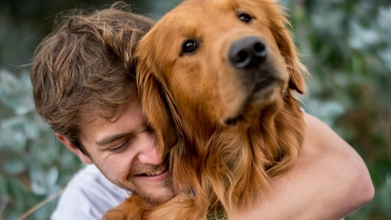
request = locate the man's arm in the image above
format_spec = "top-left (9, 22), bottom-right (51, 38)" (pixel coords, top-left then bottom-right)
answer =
top-left (238, 113), bottom-right (374, 220)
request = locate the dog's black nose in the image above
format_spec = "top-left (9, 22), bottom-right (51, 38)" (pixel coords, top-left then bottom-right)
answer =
top-left (228, 37), bottom-right (267, 68)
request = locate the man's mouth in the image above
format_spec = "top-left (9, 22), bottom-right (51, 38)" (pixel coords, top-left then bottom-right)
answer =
top-left (138, 167), bottom-right (167, 177)
top-left (131, 153), bottom-right (171, 179)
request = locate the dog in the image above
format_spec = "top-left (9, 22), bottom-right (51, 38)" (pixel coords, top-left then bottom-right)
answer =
top-left (105, 0), bottom-right (307, 219)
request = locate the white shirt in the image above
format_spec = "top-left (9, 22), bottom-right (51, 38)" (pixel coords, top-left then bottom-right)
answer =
top-left (51, 164), bottom-right (129, 220)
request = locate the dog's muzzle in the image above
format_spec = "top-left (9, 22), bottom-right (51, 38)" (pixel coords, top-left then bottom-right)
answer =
top-left (223, 36), bottom-right (279, 126)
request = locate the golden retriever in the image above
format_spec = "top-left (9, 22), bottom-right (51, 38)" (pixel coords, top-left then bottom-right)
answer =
top-left (105, 0), bottom-right (307, 219)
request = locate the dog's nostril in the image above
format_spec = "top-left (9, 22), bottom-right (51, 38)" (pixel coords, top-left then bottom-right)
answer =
top-left (228, 37), bottom-right (267, 68)
top-left (254, 42), bottom-right (266, 55)
top-left (253, 41), bottom-right (268, 63)
top-left (236, 51), bottom-right (249, 64)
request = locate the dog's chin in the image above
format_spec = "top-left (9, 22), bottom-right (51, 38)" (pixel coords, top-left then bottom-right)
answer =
top-left (253, 77), bottom-right (275, 92)
top-left (221, 78), bottom-right (285, 126)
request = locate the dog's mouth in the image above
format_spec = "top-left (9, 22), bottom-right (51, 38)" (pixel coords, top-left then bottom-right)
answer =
top-left (223, 76), bottom-right (281, 126)
top-left (253, 76), bottom-right (275, 92)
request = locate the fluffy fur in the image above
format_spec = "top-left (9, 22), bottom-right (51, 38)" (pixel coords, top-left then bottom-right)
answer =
top-left (105, 0), bottom-right (307, 219)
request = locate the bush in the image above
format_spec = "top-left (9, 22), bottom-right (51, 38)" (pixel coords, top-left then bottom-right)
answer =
top-left (0, 69), bottom-right (81, 220)
top-left (0, 0), bottom-right (390, 219)
top-left (281, 0), bottom-right (391, 219)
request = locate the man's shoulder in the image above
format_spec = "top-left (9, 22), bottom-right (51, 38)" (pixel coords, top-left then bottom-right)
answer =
top-left (51, 164), bottom-right (129, 220)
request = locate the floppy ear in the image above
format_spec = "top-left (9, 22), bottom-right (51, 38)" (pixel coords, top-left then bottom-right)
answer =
top-left (268, 9), bottom-right (307, 94)
top-left (136, 48), bottom-right (179, 157)
top-left (280, 30), bottom-right (307, 94)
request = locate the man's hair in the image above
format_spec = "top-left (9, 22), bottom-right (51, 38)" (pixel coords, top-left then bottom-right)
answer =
top-left (30, 2), bottom-right (154, 155)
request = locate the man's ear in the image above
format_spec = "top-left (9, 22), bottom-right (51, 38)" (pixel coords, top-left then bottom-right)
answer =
top-left (55, 133), bottom-right (93, 164)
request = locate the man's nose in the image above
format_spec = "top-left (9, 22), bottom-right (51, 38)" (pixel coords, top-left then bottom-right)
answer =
top-left (137, 132), bottom-right (163, 165)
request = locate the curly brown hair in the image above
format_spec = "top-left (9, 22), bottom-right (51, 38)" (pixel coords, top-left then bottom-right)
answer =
top-left (30, 2), bottom-right (154, 155)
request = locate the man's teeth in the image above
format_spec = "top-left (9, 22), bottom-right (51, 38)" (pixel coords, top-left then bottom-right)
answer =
top-left (145, 170), bottom-right (163, 176)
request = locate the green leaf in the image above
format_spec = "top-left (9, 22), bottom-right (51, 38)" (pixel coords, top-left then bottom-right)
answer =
top-left (30, 166), bottom-right (48, 195)
top-left (0, 128), bottom-right (26, 153)
top-left (30, 143), bottom-right (57, 166)
top-left (7, 178), bottom-right (27, 209)
top-left (3, 159), bottom-right (26, 175)
top-left (0, 173), bottom-right (8, 195)
top-left (0, 70), bottom-right (34, 115)
top-left (46, 167), bottom-right (59, 188)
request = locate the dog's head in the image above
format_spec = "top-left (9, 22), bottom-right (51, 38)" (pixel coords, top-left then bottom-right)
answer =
top-left (136, 0), bottom-right (307, 154)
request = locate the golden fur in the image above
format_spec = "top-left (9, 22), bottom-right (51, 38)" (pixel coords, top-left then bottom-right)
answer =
top-left (105, 0), bottom-right (307, 219)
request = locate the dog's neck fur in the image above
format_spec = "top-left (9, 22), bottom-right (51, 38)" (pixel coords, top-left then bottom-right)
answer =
top-left (168, 91), bottom-right (304, 218)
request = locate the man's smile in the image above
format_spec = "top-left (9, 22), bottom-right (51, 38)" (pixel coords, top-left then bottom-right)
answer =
top-left (136, 165), bottom-right (169, 178)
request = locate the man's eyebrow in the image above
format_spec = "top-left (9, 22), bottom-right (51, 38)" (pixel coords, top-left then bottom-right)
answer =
top-left (95, 132), bottom-right (133, 146)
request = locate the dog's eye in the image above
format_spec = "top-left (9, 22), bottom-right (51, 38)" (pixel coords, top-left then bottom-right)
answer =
top-left (238, 13), bottom-right (252, 23)
top-left (181, 40), bottom-right (198, 55)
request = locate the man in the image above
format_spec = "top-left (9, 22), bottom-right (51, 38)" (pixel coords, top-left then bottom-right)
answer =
top-left (30, 3), bottom-right (374, 220)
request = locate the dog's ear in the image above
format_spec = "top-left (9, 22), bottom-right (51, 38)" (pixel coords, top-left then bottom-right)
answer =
top-left (275, 26), bottom-right (307, 94)
top-left (267, 8), bottom-right (307, 94)
top-left (136, 51), bottom-right (178, 157)
top-left (282, 33), bottom-right (307, 95)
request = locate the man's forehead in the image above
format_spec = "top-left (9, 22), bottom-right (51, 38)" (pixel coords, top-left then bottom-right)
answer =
top-left (78, 100), bottom-right (145, 145)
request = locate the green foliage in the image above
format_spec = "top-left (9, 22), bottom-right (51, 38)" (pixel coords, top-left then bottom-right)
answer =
top-left (0, 0), bottom-right (390, 219)
top-left (0, 70), bottom-right (81, 220)
top-left (281, 0), bottom-right (391, 219)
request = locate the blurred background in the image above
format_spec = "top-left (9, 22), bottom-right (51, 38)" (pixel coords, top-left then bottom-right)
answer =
top-left (0, 0), bottom-right (390, 219)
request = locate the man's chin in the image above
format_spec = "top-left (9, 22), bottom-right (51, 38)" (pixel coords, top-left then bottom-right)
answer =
top-left (136, 189), bottom-right (176, 205)
top-left (132, 172), bottom-right (175, 205)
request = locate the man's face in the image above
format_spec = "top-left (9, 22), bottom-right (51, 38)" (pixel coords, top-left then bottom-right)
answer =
top-left (79, 100), bottom-right (175, 204)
